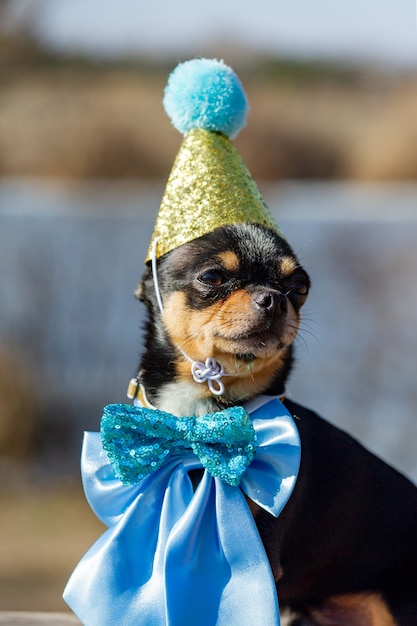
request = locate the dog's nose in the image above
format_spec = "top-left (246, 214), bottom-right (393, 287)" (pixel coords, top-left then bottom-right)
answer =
top-left (253, 291), bottom-right (287, 314)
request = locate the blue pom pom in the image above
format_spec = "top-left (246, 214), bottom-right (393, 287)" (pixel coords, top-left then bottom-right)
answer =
top-left (163, 58), bottom-right (248, 139)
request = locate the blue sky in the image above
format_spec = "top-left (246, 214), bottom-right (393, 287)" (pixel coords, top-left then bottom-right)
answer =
top-left (37, 0), bottom-right (417, 66)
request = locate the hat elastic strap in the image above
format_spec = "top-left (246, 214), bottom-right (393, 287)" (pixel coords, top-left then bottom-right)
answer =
top-left (150, 238), bottom-right (229, 397)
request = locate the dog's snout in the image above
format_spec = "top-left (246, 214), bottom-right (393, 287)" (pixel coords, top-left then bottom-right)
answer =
top-left (253, 291), bottom-right (287, 314)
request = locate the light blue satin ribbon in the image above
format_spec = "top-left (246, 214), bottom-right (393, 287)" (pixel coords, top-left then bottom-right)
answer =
top-left (64, 397), bottom-right (300, 626)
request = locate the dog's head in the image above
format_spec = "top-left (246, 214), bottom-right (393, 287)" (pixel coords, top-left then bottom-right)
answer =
top-left (137, 223), bottom-right (309, 414)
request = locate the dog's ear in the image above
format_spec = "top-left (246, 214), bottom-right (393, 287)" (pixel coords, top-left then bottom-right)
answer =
top-left (134, 280), bottom-right (143, 301)
top-left (135, 266), bottom-right (153, 304)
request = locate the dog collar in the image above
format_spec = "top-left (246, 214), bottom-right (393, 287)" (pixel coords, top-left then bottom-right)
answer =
top-left (127, 378), bottom-right (153, 407)
top-left (127, 378), bottom-right (286, 408)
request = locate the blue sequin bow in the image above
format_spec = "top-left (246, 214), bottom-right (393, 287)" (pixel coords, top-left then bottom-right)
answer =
top-left (100, 403), bottom-right (257, 487)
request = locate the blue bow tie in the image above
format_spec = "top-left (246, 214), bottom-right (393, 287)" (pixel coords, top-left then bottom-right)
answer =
top-left (65, 397), bottom-right (301, 626)
top-left (101, 403), bottom-right (257, 487)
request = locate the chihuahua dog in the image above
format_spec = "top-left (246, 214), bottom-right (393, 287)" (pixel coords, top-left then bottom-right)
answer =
top-left (136, 222), bottom-right (417, 626)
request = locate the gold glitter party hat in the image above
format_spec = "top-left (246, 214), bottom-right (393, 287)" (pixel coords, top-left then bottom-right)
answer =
top-left (145, 58), bottom-right (282, 263)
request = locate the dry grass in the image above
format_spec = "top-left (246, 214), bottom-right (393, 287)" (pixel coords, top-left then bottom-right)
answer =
top-left (1, 70), bottom-right (417, 181)
top-left (0, 72), bottom-right (178, 179)
top-left (0, 487), bottom-right (104, 612)
top-left (0, 347), bottom-right (41, 461)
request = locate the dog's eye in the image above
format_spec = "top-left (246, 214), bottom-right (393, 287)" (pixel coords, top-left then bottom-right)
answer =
top-left (288, 278), bottom-right (309, 296)
top-left (199, 271), bottom-right (225, 286)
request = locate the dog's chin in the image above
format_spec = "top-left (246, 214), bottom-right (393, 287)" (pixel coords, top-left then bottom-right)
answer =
top-left (214, 333), bottom-right (289, 361)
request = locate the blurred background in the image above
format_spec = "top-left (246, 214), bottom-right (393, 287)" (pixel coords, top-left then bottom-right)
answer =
top-left (1, 0), bottom-right (417, 613)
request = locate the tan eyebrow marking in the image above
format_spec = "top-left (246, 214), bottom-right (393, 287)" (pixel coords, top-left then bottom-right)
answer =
top-left (280, 256), bottom-right (297, 276)
top-left (218, 251), bottom-right (240, 272)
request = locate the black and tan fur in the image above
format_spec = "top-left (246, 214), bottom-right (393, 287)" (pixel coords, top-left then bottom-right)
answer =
top-left (136, 223), bottom-right (417, 625)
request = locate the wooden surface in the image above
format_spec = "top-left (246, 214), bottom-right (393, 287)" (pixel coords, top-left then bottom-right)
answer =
top-left (0, 611), bottom-right (291, 625)
top-left (0, 614), bottom-right (81, 625)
